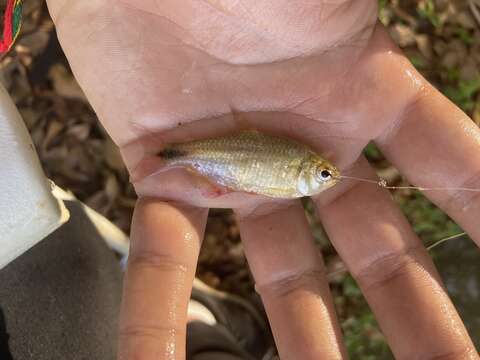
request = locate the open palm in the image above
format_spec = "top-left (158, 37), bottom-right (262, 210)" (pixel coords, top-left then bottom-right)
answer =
top-left (47, 0), bottom-right (480, 359)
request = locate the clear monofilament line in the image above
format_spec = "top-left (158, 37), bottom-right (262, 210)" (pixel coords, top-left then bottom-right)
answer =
top-left (426, 232), bottom-right (468, 251)
top-left (337, 175), bottom-right (480, 193)
top-left (336, 175), bottom-right (380, 185)
top-left (332, 174), bottom-right (471, 255)
top-left (325, 231), bottom-right (468, 280)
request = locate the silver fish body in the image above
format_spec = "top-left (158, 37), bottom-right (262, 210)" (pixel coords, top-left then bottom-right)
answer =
top-left (158, 131), bottom-right (339, 198)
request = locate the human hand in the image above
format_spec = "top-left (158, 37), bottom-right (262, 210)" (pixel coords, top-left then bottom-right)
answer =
top-left (46, 0), bottom-right (480, 358)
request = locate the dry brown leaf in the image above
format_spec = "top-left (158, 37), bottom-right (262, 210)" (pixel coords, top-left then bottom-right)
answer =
top-left (48, 64), bottom-right (87, 101)
top-left (85, 191), bottom-right (110, 215)
top-left (18, 31), bottom-right (50, 56)
top-left (104, 174), bottom-right (120, 202)
top-left (415, 34), bottom-right (433, 60)
top-left (118, 196), bottom-right (137, 209)
top-left (42, 120), bottom-right (64, 150)
top-left (460, 58), bottom-right (480, 80)
top-left (455, 11), bottom-right (477, 28)
top-left (390, 23), bottom-right (417, 48)
top-left (43, 145), bottom-right (68, 162)
top-left (67, 123), bottom-right (91, 141)
top-left (433, 39), bottom-right (448, 56)
top-left (441, 52), bottom-right (459, 68)
top-left (104, 138), bottom-right (126, 171)
top-left (228, 243), bottom-right (244, 259)
top-left (19, 107), bottom-right (40, 129)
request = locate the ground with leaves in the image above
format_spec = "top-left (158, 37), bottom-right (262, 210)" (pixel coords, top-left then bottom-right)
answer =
top-left (2, 1), bottom-right (479, 358)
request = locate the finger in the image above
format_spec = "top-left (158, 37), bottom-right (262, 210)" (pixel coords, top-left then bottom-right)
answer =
top-left (314, 158), bottom-right (478, 359)
top-left (235, 201), bottom-right (347, 359)
top-left (375, 66), bottom-right (480, 247)
top-left (119, 198), bottom-right (208, 360)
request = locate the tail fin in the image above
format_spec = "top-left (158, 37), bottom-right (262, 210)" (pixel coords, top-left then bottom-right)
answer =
top-left (157, 147), bottom-right (187, 159)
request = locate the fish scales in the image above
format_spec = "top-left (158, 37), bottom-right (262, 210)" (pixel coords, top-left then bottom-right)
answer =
top-left (158, 131), bottom-right (339, 198)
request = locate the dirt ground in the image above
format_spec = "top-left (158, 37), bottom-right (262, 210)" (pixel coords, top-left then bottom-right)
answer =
top-left (2, 1), bottom-right (479, 357)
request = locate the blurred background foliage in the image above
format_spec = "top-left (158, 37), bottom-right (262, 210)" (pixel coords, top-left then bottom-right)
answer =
top-left (1, 0), bottom-right (479, 358)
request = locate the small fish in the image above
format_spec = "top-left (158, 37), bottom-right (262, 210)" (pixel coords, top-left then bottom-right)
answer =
top-left (157, 131), bottom-right (340, 199)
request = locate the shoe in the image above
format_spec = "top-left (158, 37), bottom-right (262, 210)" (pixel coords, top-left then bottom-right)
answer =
top-left (188, 278), bottom-right (277, 360)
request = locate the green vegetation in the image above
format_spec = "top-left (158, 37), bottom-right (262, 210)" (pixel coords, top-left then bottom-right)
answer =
top-left (363, 142), bottom-right (383, 162)
top-left (342, 2), bottom-right (480, 357)
top-left (395, 192), bottom-right (462, 248)
top-left (455, 27), bottom-right (475, 45)
top-left (444, 77), bottom-right (480, 112)
top-left (417, 0), bottom-right (441, 28)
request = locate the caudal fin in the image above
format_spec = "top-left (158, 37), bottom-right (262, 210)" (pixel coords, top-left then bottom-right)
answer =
top-left (157, 147), bottom-right (188, 159)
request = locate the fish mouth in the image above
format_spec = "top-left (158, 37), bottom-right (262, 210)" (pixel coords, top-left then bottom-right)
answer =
top-left (327, 166), bottom-right (341, 180)
top-left (331, 169), bottom-right (341, 182)
top-left (329, 175), bottom-right (341, 186)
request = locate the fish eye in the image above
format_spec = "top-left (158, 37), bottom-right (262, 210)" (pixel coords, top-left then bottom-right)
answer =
top-left (320, 170), bottom-right (332, 179)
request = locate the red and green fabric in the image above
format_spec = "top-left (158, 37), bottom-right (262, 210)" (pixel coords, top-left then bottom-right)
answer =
top-left (0, 0), bottom-right (22, 54)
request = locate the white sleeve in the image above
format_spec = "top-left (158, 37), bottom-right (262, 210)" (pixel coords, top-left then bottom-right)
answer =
top-left (0, 84), bottom-right (69, 269)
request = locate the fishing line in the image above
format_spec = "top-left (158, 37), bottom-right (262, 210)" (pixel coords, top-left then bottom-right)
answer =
top-left (332, 174), bottom-right (473, 256)
top-left (325, 231), bottom-right (469, 280)
top-left (325, 231), bottom-right (469, 281)
top-left (338, 174), bottom-right (480, 193)
top-left (326, 232), bottom-right (467, 281)
top-left (426, 232), bottom-right (467, 251)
